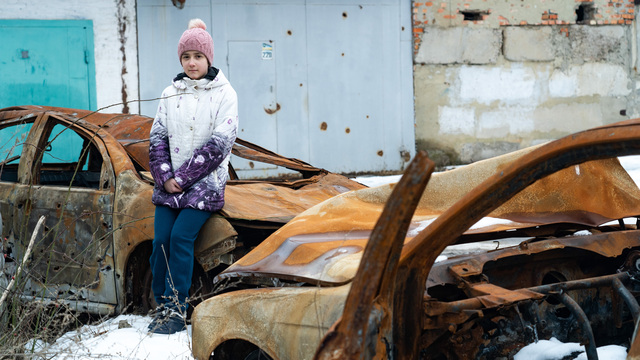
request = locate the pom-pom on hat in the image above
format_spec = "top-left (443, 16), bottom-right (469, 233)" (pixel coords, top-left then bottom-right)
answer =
top-left (178, 19), bottom-right (214, 65)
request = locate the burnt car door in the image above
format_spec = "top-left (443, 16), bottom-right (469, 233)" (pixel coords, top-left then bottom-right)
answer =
top-left (23, 114), bottom-right (117, 312)
top-left (0, 112), bottom-right (39, 268)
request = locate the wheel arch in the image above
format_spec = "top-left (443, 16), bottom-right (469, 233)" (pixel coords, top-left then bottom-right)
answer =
top-left (124, 239), bottom-right (153, 313)
top-left (211, 339), bottom-right (274, 360)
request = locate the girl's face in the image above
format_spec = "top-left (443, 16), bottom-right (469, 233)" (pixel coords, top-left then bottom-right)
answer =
top-left (181, 50), bottom-right (209, 80)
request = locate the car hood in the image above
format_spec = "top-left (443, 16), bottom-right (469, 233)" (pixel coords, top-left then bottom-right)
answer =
top-left (218, 146), bottom-right (640, 285)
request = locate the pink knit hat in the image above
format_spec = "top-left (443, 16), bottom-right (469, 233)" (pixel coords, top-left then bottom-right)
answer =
top-left (178, 19), bottom-right (214, 65)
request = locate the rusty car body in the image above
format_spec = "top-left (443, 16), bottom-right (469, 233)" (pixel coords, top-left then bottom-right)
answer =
top-left (192, 119), bottom-right (640, 360)
top-left (0, 105), bottom-right (364, 315)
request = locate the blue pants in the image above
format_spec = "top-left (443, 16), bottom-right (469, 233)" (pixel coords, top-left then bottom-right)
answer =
top-left (150, 205), bottom-right (212, 313)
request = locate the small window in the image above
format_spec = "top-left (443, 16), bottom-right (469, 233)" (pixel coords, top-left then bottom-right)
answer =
top-left (0, 122), bottom-right (33, 182)
top-left (39, 123), bottom-right (103, 189)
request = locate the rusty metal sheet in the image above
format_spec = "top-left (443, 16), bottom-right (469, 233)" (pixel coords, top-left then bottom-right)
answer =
top-left (314, 151), bottom-right (434, 360)
top-left (429, 230), bottom-right (640, 288)
top-left (222, 173), bottom-right (365, 223)
top-left (391, 119), bottom-right (640, 358)
top-left (464, 284), bottom-right (544, 305)
top-left (219, 149), bottom-right (640, 285)
top-left (191, 119), bottom-right (640, 360)
top-left (191, 284), bottom-right (351, 360)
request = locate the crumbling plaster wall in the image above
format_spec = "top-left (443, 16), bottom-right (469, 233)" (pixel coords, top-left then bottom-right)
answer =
top-left (413, 0), bottom-right (639, 165)
top-left (0, 0), bottom-right (139, 114)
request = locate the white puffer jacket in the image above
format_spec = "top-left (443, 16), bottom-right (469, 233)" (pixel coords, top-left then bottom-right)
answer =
top-left (149, 69), bottom-right (238, 212)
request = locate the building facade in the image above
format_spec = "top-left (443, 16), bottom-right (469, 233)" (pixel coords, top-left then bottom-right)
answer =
top-left (1, 0), bottom-right (639, 172)
top-left (413, 0), bottom-right (640, 164)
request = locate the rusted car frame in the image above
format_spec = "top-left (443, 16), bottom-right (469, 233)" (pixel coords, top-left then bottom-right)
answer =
top-left (316, 119), bottom-right (640, 359)
top-left (0, 105), bottom-right (364, 315)
top-left (192, 119), bottom-right (640, 360)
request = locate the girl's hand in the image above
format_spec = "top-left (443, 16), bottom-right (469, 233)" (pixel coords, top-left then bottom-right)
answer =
top-left (164, 178), bottom-right (183, 193)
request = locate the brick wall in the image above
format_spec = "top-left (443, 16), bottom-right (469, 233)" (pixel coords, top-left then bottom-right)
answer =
top-left (412, 0), bottom-right (639, 165)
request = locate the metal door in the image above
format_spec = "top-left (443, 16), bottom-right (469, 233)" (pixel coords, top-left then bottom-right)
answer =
top-left (0, 20), bottom-right (97, 110)
top-left (137, 0), bottom-right (415, 175)
top-left (228, 41), bottom-right (278, 175)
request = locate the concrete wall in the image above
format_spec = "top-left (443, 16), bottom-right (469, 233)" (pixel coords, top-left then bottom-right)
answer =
top-left (413, 0), bottom-right (639, 165)
top-left (0, 0), bottom-right (139, 114)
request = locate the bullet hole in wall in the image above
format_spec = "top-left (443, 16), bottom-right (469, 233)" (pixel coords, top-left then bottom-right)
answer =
top-left (400, 151), bottom-right (411, 162)
top-left (249, 161), bottom-right (255, 169)
top-left (287, 30), bottom-right (292, 35)
top-left (345, 127), bottom-right (351, 134)
top-left (264, 103), bottom-right (281, 115)
top-left (576, 3), bottom-right (595, 24)
top-left (377, 150), bottom-right (384, 157)
top-left (621, 109), bottom-right (627, 116)
top-left (343, 12), bottom-right (348, 18)
top-left (320, 122), bottom-right (328, 131)
top-left (460, 10), bottom-right (485, 21)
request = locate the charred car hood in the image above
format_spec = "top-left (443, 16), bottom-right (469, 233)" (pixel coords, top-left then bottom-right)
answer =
top-left (218, 147), bottom-right (640, 285)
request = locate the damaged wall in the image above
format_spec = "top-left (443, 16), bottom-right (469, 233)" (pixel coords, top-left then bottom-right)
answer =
top-left (0, 0), bottom-right (139, 114)
top-left (413, 0), bottom-right (639, 165)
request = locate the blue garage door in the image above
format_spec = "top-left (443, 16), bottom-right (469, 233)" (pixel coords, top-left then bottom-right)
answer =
top-left (0, 20), bottom-right (96, 110)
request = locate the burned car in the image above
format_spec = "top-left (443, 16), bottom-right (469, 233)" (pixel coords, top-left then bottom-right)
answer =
top-left (192, 119), bottom-right (640, 360)
top-left (0, 105), bottom-right (364, 315)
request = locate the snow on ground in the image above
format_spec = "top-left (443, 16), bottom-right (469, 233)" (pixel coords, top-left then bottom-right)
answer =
top-left (25, 315), bottom-right (193, 360)
top-left (23, 156), bottom-right (640, 359)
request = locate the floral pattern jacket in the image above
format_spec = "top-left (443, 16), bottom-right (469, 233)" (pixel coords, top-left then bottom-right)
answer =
top-left (149, 68), bottom-right (238, 212)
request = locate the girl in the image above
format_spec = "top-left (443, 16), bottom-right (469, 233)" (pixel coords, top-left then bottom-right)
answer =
top-left (147, 18), bottom-right (238, 334)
